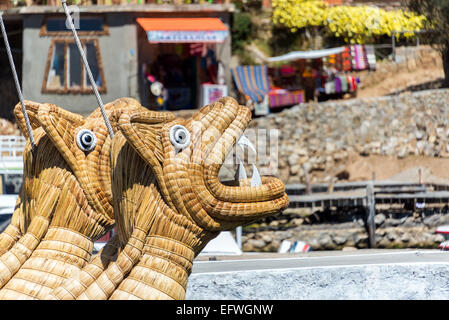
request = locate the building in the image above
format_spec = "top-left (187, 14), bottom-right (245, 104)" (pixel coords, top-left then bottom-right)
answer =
top-left (1, 2), bottom-right (233, 116)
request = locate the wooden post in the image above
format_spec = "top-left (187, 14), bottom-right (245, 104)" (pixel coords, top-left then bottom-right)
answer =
top-left (236, 226), bottom-right (242, 250)
top-left (366, 183), bottom-right (376, 248)
top-left (392, 33), bottom-right (396, 62)
top-left (418, 168), bottom-right (423, 184)
top-left (303, 164), bottom-right (311, 195)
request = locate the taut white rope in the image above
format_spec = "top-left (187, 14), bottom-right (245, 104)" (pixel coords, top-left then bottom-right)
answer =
top-left (60, 1), bottom-right (114, 139)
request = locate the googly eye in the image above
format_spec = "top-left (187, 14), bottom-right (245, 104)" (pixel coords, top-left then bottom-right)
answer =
top-left (76, 129), bottom-right (97, 152)
top-left (169, 125), bottom-right (190, 152)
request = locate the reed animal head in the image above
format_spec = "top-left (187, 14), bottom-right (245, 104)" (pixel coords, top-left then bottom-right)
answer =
top-left (116, 97), bottom-right (289, 249)
top-left (13, 98), bottom-right (145, 240)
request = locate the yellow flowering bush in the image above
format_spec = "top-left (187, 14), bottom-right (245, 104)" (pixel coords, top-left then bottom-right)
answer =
top-left (272, 0), bottom-right (426, 44)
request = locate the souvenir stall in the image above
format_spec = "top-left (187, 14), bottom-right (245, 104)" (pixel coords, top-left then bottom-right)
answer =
top-left (137, 18), bottom-right (229, 110)
top-left (232, 45), bottom-right (375, 116)
top-left (267, 45), bottom-right (376, 104)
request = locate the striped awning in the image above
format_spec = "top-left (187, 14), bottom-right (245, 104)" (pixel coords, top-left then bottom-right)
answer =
top-left (137, 18), bottom-right (229, 43)
top-left (231, 65), bottom-right (270, 103)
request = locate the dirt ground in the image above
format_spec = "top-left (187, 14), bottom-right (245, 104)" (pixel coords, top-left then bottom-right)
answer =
top-left (357, 65), bottom-right (444, 98)
top-left (343, 154), bottom-right (449, 184)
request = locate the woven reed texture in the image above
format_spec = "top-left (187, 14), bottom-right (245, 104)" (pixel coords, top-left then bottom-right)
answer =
top-left (0, 101), bottom-right (43, 256)
top-left (0, 96), bottom-right (288, 300)
top-left (47, 97), bottom-right (288, 300)
top-left (109, 97), bottom-right (288, 300)
top-left (0, 125), bottom-right (69, 290)
top-left (0, 98), bottom-right (145, 298)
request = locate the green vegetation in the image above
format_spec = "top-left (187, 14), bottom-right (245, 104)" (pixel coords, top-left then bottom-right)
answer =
top-left (408, 0), bottom-right (449, 87)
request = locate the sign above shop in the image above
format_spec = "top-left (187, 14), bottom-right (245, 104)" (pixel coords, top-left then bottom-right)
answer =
top-left (146, 30), bottom-right (228, 43)
top-left (137, 18), bottom-right (229, 43)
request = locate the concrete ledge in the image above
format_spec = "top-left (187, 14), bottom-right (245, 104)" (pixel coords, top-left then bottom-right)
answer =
top-left (187, 251), bottom-right (449, 299)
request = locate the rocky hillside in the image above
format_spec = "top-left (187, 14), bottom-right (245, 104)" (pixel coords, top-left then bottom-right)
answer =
top-left (245, 88), bottom-right (449, 185)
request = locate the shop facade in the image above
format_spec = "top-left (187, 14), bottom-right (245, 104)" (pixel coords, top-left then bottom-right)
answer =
top-left (8, 4), bottom-right (233, 115)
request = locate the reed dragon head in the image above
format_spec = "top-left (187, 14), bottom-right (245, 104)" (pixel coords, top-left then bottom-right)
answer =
top-left (11, 98), bottom-right (146, 241)
top-left (114, 96), bottom-right (289, 254)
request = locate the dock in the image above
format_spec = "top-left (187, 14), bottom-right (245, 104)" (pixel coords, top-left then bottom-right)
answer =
top-left (285, 180), bottom-right (449, 248)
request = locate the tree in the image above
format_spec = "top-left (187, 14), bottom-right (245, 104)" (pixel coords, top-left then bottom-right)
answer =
top-left (272, 0), bottom-right (425, 44)
top-left (408, 1), bottom-right (449, 88)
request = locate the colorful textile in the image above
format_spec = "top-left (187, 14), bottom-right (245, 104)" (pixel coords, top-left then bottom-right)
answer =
top-left (347, 75), bottom-right (357, 91)
top-left (325, 81), bottom-right (336, 94)
top-left (339, 75), bottom-right (348, 92)
top-left (335, 77), bottom-right (342, 93)
top-left (351, 45), bottom-right (368, 70)
top-left (342, 47), bottom-right (352, 71)
top-left (190, 43), bottom-right (206, 56)
top-left (231, 65), bottom-right (270, 103)
top-left (280, 65), bottom-right (295, 77)
top-left (268, 90), bottom-right (304, 108)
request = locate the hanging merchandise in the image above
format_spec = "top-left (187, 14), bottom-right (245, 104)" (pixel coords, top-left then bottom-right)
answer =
top-left (280, 65), bottom-right (295, 77)
top-left (339, 75), bottom-right (348, 92)
top-left (351, 44), bottom-right (368, 71)
top-left (201, 46), bottom-right (217, 84)
top-left (150, 81), bottom-right (163, 97)
top-left (341, 46), bottom-right (352, 72)
top-left (325, 80), bottom-right (335, 94)
top-left (190, 43), bottom-right (205, 56)
top-left (217, 61), bottom-right (226, 85)
top-left (146, 73), bottom-right (168, 109)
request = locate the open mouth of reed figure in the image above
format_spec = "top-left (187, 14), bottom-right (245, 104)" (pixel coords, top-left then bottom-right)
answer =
top-left (176, 97), bottom-right (289, 224)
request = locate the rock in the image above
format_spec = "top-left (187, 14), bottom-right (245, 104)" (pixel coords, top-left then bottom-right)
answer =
top-left (290, 165), bottom-right (301, 176)
top-left (265, 239), bottom-right (281, 252)
top-left (269, 220), bottom-right (279, 227)
top-left (291, 218), bottom-right (304, 226)
top-left (400, 233), bottom-right (410, 242)
top-left (356, 218), bottom-right (365, 227)
top-left (386, 230), bottom-right (398, 241)
top-left (261, 234), bottom-right (273, 243)
top-left (296, 147), bottom-right (308, 156)
top-left (355, 233), bottom-right (368, 246)
top-left (423, 214), bottom-right (442, 227)
top-left (287, 154), bottom-right (299, 167)
top-left (319, 235), bottom-right (336, 250)
top-left (374, 213), bottom-right (386, 227)
top-left (397, 147), bottom-right (408, 159)
top-left (415, 130), bottom-right (424, 140)
top-left (377, 237), bottom-right (391, 248)
top-left (342, 246), bottom-right (357, 251)
top-left (243, 239), bottom-right (266, 251)
top-left (333, 235), bottom-right (347, 245)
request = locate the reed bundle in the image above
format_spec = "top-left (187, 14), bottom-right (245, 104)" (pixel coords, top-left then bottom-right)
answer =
top-left (0, 96), bottom-right (288, 300)
top-left (0, 98), bottom-right (144, 299)
top-left (47, 97), bottom-right (288, 300)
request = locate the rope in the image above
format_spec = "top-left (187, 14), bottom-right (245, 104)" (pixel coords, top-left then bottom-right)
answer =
top-left (61, 1), bottom-right (114, 139)
top-left (0, 12), bottom-right (36, 150)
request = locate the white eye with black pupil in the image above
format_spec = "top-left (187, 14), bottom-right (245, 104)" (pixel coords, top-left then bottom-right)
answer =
top-left (76, 129), bottom-right (97, 152)
top-left (169, 125), bottom-right (190, 152)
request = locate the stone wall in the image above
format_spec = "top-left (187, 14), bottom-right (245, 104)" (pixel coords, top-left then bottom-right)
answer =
top-left (180, 88), bottom-right (449, 252)
top-left (240, 88), bottom-right (449, 252)
top-left (242, 206), bottom-right (448, 252)
top-left (248, 88), bottom-right (449, 185)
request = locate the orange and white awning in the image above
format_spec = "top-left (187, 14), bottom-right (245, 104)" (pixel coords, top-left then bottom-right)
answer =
top-left (137, 18), bottom-right (229, 43)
